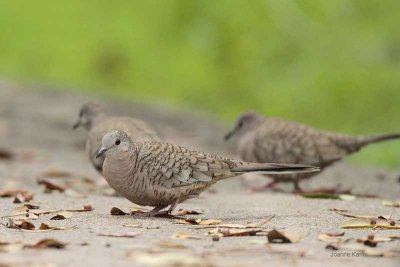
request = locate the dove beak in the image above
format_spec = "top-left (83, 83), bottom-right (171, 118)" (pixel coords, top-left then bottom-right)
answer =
top-left (72, 118), bottom-right (82, 130)
top-left (224, 128), bottom-right (237, 141)
top-left (96, 147), bottom-right (107, 158)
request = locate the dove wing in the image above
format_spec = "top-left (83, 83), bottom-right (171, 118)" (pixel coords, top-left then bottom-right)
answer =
top-left (137, 142), bottom-right (238, 188)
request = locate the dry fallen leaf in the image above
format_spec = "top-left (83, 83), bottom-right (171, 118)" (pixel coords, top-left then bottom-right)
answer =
top-left (110, 207), bottom-right (129, 215)
top-left (208, 228), bottom-right (264, 238)
top-left (26, 239), bottom-right (66, 249)
top-left (37, 179), bottom-right (66, 192)
top-left (172, 231), bottom-right (201, 240)
top-left (126, 251), bottom-right (213, 267)
top-left (176, 209), bottom-right (203, 216)
top-left (97, 232), bottom-right (140, 238)
top-left (267, 229), bottom-right (302, 243)
top-left (340, 217), bottom-right (400, 229)
top-left (6, 219), bottom-right (35, 230)
top-left (39, 223), bottom-right (71, 231)
top-left (0, 239), bottom-right (66, 252)
top-left (0, 190), bottom-right (33, 202)
top-left (3, 205), bottom-right (39, 220)
top-left (0, 148), bottom-right (13, 160)
top-left (175, 218), bottom-right (202, 225)
top-left (50, 211), bottom-right (73, 220)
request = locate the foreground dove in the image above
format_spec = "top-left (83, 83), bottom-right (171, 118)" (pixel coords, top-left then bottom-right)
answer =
top-left (73, 102), bottom-right (160, 173)
top-left (97, 130), bottom-right (319, 216)
top-left (225, 111), bottom-right (400, 191)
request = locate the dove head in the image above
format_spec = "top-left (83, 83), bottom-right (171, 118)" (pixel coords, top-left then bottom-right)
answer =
top-left (96, 130), bottom-right (132, 159)
top-left (224, 111), bottom-right (264, 140)
top-left (73, 102), bottom-right (104, 130)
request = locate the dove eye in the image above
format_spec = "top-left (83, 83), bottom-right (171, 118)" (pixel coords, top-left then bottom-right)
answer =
top-left (115, 139), bottom-right (121, 146)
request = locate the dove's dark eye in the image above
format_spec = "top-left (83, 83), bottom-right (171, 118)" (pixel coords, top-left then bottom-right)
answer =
top-left (115, 139), bottom-right (121, 146)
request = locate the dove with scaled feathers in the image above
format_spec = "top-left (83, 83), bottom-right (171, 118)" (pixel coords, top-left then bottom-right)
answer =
top-left (73, 102), bottom-right (160, 173)
top-left (97, 130), bottom-right (319, 216)
top-left (225, 111), bottom-right (400, 191)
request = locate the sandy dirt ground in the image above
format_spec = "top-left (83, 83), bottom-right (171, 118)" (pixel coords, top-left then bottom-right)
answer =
top-left (0, 82), bottom-right (399, 267)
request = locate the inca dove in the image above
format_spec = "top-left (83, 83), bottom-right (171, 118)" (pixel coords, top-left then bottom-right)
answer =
top-left (73, 102), bottom-right (160, 173)
top-left (225, 111), bottom-right (400, 191)
top-left (97, 130), bottom-right (319, 216)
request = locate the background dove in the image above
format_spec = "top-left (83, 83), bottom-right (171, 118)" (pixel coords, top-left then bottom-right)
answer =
top-left (97, 130), bottom-right (319, 216)
top-left (73, 102), bottom-right (160, 173)
top-left (224, 111), bottom-right (400, 191)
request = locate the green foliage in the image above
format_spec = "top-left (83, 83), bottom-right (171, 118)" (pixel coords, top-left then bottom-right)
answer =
top-left (0, 0), bottom-right (399, 167)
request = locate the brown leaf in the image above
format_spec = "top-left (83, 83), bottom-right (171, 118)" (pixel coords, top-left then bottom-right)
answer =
top-left (207, 227), bottom-right (265, 238)
top-left (38, 223), bottom-right (70, 231)
top-left (267, 229), bottom-right (302, 243)
top-left (13, 192), bottom-right (33, 203)
top-left (50, 211), bottom-right (73, 220)
top-left (37, 179), bottom-right (66, 192)
top-left (110, 207), bottom-right (128, 215)
top-left (0, 148), bottom-right (13, 160)
top-left (6, 219), bottom-right (35, 230)
top-left (175, 218), bottom-right (202, 225)
top-left (23, 203), bottom-right (40, 209)
top-left (97, 231), bottom-right (140, 238)
top-left (221, 229), bottom-right (263, 237)
top-left (27, 239), bottom-right (66, 249)
top-left (176, 209), bottom-right (203, 216)
top-left (0, 190), bottom-right (33, 202)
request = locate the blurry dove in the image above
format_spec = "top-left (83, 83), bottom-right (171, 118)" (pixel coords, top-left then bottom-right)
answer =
top-left (97, 130), bottom-right (319, 216)
top-left (73, 102), bottom-right (160, 173)
top-left (224, 111), bottom-right (400, 191)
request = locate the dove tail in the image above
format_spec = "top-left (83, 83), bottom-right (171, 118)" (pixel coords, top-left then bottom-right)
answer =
top-left (231, 163), bottom-right (319, 175)
top-left (360, 133), bottom-right (400, 146)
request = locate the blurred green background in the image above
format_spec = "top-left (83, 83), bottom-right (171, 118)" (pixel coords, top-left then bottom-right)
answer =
top-left (0, 0), bottom-right (399, 167)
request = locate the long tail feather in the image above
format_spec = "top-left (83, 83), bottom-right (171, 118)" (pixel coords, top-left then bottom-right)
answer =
top-left (231, 163), bottom-right (319, 175)
top-left (360, 133), bottom-right (400, 146)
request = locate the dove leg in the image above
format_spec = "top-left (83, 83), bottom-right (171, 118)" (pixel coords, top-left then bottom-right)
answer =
top-left (167, 199), bottom-right (180, 214)
top-left (293, 180), bottom-right (304, 193)
top-left (145, 205), bottom-right (168, 217)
